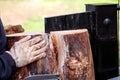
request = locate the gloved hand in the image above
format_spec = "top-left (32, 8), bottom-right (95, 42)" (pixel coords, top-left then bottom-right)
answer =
top-left (7, 35), bottom-right (48, 67)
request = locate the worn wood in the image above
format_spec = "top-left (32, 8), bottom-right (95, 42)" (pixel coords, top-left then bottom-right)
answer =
top-left (50, 29), bottom-right (95, 80)
top-left (6, 32), bottom-right (57, 80)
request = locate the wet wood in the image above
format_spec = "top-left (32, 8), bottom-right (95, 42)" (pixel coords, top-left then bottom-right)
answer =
top-left (50, 29), bottom-right (95, 80)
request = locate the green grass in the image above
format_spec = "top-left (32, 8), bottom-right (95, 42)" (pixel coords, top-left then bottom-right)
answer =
top-left (22, 17), bottom-right (44, 32)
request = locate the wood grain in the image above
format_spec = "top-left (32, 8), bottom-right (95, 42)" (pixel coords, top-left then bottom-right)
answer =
top-left (6, 32), bottom-right (57, 80)
top-left (6, 29), bottom-right (95, 80)
top-left (50, 29), bottom-right (95, 80)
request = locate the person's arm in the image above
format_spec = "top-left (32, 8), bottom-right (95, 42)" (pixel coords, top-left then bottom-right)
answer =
top-left (0, 18), bottom-right (48, 79)
top-left (0, 52), bottom-right (17, 79)
top-left (0, 36), bottom-right (47, 80)
top-left (8, 35), bottom-right (48, 67)
top-left (0, 18), bottom-right (17, 79)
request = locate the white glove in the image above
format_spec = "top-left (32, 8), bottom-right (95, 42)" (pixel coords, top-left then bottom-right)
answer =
top-left (7, 35), bottom-right (48, 67)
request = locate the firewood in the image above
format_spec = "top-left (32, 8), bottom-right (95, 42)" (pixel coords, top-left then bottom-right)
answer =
top-left (6, 29), bottom-right (95, 80)
top-left (4, 24), bottom-right (24, 35)
top-left (6, 32), bottom-right (57, 80)
top-left (50, 29), bottom-right (95, 80)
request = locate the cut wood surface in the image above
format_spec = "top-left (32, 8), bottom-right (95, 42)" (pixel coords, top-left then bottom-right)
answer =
top-left (6, 32), bottom-right (57, 80)
top-left (50, 29), bottom-right (95, 80)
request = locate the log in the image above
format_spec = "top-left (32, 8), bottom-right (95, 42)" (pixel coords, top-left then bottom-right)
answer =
top-left (6, 32), bottom-right (57, 80)
top-left (50, 29), bottom-right (95, 80)
top-left (4, 24), bottom-right (24, 35)
top-left (6, 29), bottom-right (95, 80)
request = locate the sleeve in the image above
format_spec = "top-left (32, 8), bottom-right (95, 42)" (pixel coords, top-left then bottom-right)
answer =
top-left (0, 52), bottom-right (17, 80)
top-left (0, 18), bottom-right (17, 80)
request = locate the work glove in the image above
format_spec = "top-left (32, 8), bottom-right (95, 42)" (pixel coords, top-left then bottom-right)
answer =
top-left (6, 35), bottom-right (48, 67)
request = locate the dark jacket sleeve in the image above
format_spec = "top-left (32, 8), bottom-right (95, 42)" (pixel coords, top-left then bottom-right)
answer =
top-left (0, 19), bottom-right (17, 80)
top-left (0, 52), bottom-right (17, 80)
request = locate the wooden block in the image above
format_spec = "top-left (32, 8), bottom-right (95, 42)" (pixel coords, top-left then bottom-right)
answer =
top-left (6, 32), bottom-right (57, 80)
top-left (50, 29), bottom-right (95, 80)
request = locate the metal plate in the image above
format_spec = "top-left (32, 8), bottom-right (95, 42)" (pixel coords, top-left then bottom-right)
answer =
top-left (23, 74), bottom-right (59, 80)
top-left (108, 76), bottom-right (120, 80)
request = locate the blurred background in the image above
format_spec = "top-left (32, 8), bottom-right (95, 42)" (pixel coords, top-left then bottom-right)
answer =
top-left (0, 0), bottom-right (118, 32)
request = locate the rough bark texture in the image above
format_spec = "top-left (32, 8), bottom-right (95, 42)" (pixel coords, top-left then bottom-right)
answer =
top-left (6, 32), bottom-right (57, 80)
top-left (50, 29), bottom-right (95, 80)
top-left (4, 24), bottom-right (24, 35)
top-left (6, 29), bottom-right (95, 80)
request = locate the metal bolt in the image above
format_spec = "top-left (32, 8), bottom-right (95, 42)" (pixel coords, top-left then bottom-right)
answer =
top-left (103, 18), bottom-right (112, 27)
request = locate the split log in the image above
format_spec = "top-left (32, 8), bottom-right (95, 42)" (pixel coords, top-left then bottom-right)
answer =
top-left (6, 32), bottom-right (57, 80)
top-left (50, 29), bottom-right (95, 80)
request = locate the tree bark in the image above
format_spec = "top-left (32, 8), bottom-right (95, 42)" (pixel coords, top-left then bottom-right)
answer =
top-left (50, 29), bottom-right (95, 80)
top-left (6, 29), bottom-right (95, 80)
top-left (6, 32), bottom-right (57, 80)
top-left (4, 24), bottom-right (24, 35)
